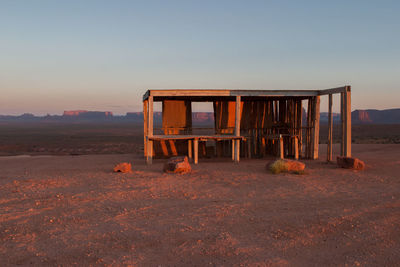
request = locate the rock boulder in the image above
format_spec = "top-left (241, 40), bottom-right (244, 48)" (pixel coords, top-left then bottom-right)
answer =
top-left (164, 156), bottom-right (191, 174)
top-left (337, 156), bottom-right (365, 170)
top-left (113, 162), bottom-right (132, 173)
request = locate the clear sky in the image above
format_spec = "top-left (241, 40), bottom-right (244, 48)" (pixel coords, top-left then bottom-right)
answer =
top-left (1, 0), bottom-right (399, 115)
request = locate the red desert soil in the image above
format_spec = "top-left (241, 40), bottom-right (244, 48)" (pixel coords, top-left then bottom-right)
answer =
top-left (0, 144), bottom-right (399, 266)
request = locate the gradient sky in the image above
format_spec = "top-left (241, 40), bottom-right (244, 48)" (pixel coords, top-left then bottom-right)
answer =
top-left (1, 0), bottom-right (399, 115)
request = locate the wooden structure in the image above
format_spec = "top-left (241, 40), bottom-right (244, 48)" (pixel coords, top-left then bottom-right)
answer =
top-left (143, 86), bottom-right (351, 164)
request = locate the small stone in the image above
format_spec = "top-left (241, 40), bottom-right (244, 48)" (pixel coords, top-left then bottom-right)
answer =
top-left (337, 156), bottom-right (365, 170)
top-left (163, 156), bottom-right (191, 174)
top-left (113, 163), bottom-right (132, 173)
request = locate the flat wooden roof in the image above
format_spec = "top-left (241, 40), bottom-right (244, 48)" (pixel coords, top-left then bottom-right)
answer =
top-left (143, 86), bottom-right (350, 101)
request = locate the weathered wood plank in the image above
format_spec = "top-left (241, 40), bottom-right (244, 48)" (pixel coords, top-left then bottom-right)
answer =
top-left (318, 86), bottom-right (347, 95)
top-left (149, 135), bottom-right (245, 140)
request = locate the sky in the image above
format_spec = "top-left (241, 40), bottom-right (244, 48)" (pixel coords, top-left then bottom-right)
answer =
top-left (0, 0), bottom-right (399, 115)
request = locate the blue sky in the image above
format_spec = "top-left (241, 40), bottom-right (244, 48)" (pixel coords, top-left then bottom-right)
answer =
top-left (0, 0), bottom-right (399, 115)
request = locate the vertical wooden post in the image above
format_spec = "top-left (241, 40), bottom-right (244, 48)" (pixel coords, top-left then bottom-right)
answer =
top-left (294, 137), bottom-right (299, 160)
top-left (143, 100), bottom-right (148, 158)
top-left (340, 92), bottom-right (345, 156)
top-left (297, 100), bottom-right (303, 158)
top-left (306, 98), bottom-right (312, 159)
top-left (146, 96), bottom-right (153, 164)
top-left (188, 139), bottom-right (192, 161)
top-left (234, 96), bottom-right (241, 163)
top-left (311, 96), bottom-right (320, 160)
top-left (279, 135), bottom-right (284, 159)
top-left (344, 86), bottom-right (352, 157)
top-left (232, 140), bottom-right (235, 161)
top-left (327, 94), bottom-right (333, 161)
top-left (194, 138), bottom-right (199, 164)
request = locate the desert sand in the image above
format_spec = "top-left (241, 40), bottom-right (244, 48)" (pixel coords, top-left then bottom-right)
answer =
top-left (1, 144), bottom-right (400, 266)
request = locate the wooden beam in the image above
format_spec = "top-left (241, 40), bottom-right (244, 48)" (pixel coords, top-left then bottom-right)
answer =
top-left (279, 135), bottom-right (284, 159)
top-left (144, 86), bottom-right (350, 100)
top-left (318, 86), bottom-right (348, 95)
top-left (311, 96), bottom-right (320, 160)
top-left (235, 96), bottom-right (241, 162)
top-left (344, 86), bottom-right (352, 157)
top-left (143, 100), bottom-right (148, 158)
top-left (327, 94), bottom-right (333, 161)
top-left (146, 96), bottom-right (153, 164)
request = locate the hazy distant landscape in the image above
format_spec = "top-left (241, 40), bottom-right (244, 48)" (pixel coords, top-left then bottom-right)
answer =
top-left (0, 108), bottom-right (399, 156)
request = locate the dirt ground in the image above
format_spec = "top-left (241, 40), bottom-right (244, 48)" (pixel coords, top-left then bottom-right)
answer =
top-left (1, 144), bottom-right (400, 266)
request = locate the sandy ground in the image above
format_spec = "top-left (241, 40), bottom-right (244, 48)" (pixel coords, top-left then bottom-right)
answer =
top-left (1, 144), bottom-right (400, 266)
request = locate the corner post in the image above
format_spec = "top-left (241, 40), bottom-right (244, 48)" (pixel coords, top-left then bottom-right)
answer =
top-left (146, 96), bottom-right (153, 164)
top-left (327, 94), bottom-right (333, 161)
top-left (143, 100), bottom-right (148, 158)
top-left (344, 86), bottom-right (352, 157)
top-left (234, 95), bottom-right (241, 163)
top-left (340, 92), bottom-right (345, 156)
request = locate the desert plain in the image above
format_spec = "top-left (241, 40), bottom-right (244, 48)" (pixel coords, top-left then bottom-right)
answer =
top-left (0, 122), bottom-right (400, 266)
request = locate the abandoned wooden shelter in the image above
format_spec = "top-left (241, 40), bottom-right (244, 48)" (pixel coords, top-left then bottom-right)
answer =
top-left (143, 86), bottom-right (351, 164)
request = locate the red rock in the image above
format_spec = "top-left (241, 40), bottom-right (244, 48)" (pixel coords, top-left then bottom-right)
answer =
top-left (268, 159), bottom-right (305, 174)
top-left (163, 156), bottom-right (191, 174)
top-left (113, 162), bottom-right (132, 173)
top-left (337, 156), bottom-right (365, 170)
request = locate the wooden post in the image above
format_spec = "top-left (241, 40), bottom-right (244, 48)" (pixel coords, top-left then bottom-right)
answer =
top-left (143, 100), bottom-right (148, 158)
top-left (232, 140), bottom-right (235, 161)
top-left (294, 136), bottom-right (299, 160)
top-left (279, 135), bottom-right (284, 159)
top-left (327, 94), bottom-right (333, 161)
top-left (146, 96), bottom-right (153, 164)
top-left (297, 100), bottom-right (303, 158)
top-left (344, 86), bottom-right (352, 157)
top-left (340, 92), bottom-right (345, 156)
top-left (188, 139), bottom-right (192, 161)
top-left (311, 96), bottom-right (320, 160)
top-left (194, 138), bottom-right (199, 164)
top-left (234, 96), bottom-right (241, 163)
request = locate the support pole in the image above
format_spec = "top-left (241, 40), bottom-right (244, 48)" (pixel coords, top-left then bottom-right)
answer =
top-left (188, 139), bottom-right (192, 161)
top-left (232, 140), bottom-right (235, 161)
top-left (279, 135), bottom-right (284, 159)
top-left (340, 92), bottom-right (345, 156)
top-left (146, 96), bottom-right (153, 164)
top-left (194, 138), bottom-right (199, 164)
top-left (327, 94), bottom-right (333, 161)
top-left (143, 100), bottom-right (148, 158)
top-left (294, 136), bottom-right (299, 160)
top-left (234, 96), bottom-right (241, 163)
top-left (344, 86), bottom-right (352, 157)
top-left (311, 96), bottom-right (320, 160)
